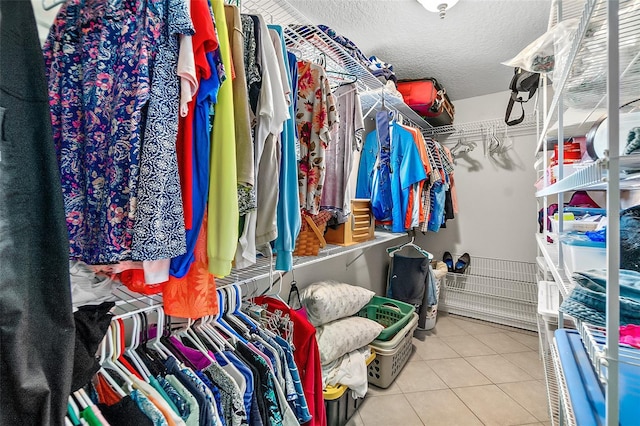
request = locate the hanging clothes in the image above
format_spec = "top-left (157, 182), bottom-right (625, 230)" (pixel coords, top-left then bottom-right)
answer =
top-left (357, 120), bottom-right (426, 232)
top-left (207, 0), bottom-right (239, 277)
top-left (296, 60), bottom-right (339, 215)
top-left (44, 0), bottom-right (155, 264)
top-left (176, 0), bottom-right (218, 232)
top-left (224, 5), bottom-right (255, 209)
top-left (0, 2), bottom-right (76, 424)
top-left (273, 44), bottom-right (303, 272)
top-left (235, 13), bottom-right (289, 270)
top-left (131, 0), bottom-right (194, 273)
top-left (254, 297), bottom-right (327, 426)
top-left (320, 83), bottom-right (365, 223)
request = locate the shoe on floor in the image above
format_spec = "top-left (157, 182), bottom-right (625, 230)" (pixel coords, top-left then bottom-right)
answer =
top-left (454, 253), bottom-right (470, 274)
top-left (443, 251), bottom-right (454, 272)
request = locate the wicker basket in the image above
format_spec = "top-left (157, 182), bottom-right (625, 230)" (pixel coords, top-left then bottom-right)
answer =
top-left (293, 214), bottom-right (328, 257)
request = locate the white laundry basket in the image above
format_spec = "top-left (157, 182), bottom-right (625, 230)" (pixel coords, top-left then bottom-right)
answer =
top-left (367, 313), bottom-right (418, 388)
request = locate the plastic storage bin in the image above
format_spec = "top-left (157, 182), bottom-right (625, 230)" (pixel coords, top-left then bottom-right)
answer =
top-left (561, 235), bottom-right (606, 277)
top-left (324, 350), bottom-right (376, 426)
top-left (537, 281), bottom-right (574, 351)
top-left (357, 296), bottom-right (415, 341)
top-left (549, 217), bottom-right (600, 234)
top-left (367, 313), bottom-right (418, 388)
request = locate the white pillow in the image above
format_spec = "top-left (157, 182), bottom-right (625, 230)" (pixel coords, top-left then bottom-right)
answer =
top-left (301, 281), bottom-right (375, 326)
top-left (316, 316), bottom-right (384, 365)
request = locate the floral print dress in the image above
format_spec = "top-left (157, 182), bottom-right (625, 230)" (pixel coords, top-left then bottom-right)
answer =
top-left (295, 60), bottom-right (338, 215)
top-left (45, 0), bottom-right (155, 264)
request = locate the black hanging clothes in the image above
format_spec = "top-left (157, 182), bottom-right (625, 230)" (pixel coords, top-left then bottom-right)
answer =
top-left (0, 1), bottom-right (75, 424)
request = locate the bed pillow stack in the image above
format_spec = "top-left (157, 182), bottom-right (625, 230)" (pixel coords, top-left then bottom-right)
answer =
top-left (300, 281), bottom-right (383, 365)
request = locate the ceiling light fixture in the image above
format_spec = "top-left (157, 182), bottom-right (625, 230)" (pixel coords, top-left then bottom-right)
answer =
top-left (417, 0), bottom-right (459, 19)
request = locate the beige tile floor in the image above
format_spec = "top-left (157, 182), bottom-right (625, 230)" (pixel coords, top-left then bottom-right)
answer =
top-left (346, 313), bottom-right (551, 426)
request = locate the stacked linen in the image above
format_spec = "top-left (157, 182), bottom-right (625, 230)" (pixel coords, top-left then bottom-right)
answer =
top-left (300, 281), bottom-right (383, 397)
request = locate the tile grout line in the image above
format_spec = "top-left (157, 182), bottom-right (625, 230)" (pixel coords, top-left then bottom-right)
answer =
top-left (495, 381), bottom-right (552, 424)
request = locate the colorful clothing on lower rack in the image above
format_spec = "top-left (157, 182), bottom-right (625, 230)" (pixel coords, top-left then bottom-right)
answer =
top-left (165, 375), bottom-right (200, 426)
top-left (220, 352), bottom-right (253, 422)
top-left (157, 376), bottom-right (191, 421)
top-left (132, 389), bottom-right (169, 426)
top-left (165, 356), bottom-right (216, 426)
top-left (236, 343), bottom-right (283, 426)
top-left (254, 296), bottom-right (326, 426)
top-left (203, 363), bottom-right (248, 426)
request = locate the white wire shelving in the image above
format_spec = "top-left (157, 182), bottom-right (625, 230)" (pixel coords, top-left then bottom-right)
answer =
top-left (535, 155), bottom-right (640, 196)
top-left (551, 339), bottom-right (579, 426)
top-left (215, 231), bottom-right (405, 289)
top-left (535, 0), bottom-right (637, 423)
top-left (535, 0), bottom-right (640, 155)
top-left (578, 321), bottom-right (640, 384)
top-left (440, 255), bottom-right (538, 331)
top-left (242, 0), bottom-right (433, 130)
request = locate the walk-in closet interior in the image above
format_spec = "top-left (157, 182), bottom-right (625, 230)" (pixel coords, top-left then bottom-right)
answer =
top-left (1, 0), bottom-right (638, 425)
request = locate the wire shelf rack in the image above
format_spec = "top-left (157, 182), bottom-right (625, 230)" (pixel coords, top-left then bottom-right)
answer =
top-left (538, 315), bottom-right (562, 426)
top-left (439, 255), bottom-right (538, 331)
top-left (445, 274), bottom-right (537, 303)
top-left (536, 233), bottom-right (575, 298)
top-left (446, 254), bottom-right (538, 283)
top-left (551, 338), bottom-right (579, 426)
top-left (578, 321), bottom-right (640, 384)
top-left (242, 0), bottom-right (433, 130)
top-left (537, 0), bottom-right (640, 154)
top-left (215, 231), bottom-right (405, 289)
top-left (427, 115), bottom-right (540, 139)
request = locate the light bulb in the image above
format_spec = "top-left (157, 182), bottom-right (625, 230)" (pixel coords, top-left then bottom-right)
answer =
top-left (417, 0), bottom-right (459, 19)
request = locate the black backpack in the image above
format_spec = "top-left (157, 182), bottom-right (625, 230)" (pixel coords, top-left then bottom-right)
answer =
top-left (505, 67), bottom-right (540, 126)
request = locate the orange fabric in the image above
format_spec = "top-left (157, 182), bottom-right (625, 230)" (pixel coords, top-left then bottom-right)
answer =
top-left (402, 126), bottom-right (430, 228)
top-left (95, 374), bottom-right (122, 406)
top-left (146, 393), bottom-right (178, 426)
top-left (162, 213), bottom-right (219, 319)
top-left (118, 214), bottom-right (218, 319)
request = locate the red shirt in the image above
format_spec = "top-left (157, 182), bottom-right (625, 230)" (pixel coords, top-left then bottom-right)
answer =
top-left (254, 296), bottom-right (327, 426)
top-left (177, 0), bottom-right (218, 229)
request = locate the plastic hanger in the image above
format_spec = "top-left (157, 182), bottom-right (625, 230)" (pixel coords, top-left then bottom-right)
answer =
top-left (386, 236), bottom-right (434, 259)
top-left (97, 332), bottom-right (128, 398)
top-left (149, 307), bottom-right (173, 360)
top-left (261, 269), bottom-right (289, 306)
top-left (232, 283), bottom-right (262, 329)
top-left (216, 289), bottom-right (247, 344)
top-left (41, 0), bottom-right (65, 11)
top-left (100, 323), bottom-right (135, 391)
top-left (174, 319), bottom-right (218, 365)
top-left (124, 314), bottom-right (151, 381)
top-left (67, 397), bottom-right (82, 421)
top-left (222, 286), bottom-right (252, 337)
top-left (198, 314), bottom-right (236, 351)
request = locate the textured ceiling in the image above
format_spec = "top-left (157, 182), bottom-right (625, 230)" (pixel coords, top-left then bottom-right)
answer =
top-left (288, 0), bottom-right (552, 100)
top-left (32, 0), bottom-right (552, 101)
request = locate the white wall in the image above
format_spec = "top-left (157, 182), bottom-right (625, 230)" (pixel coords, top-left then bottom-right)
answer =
top-left (415, 90), bottom-right (540, 264)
